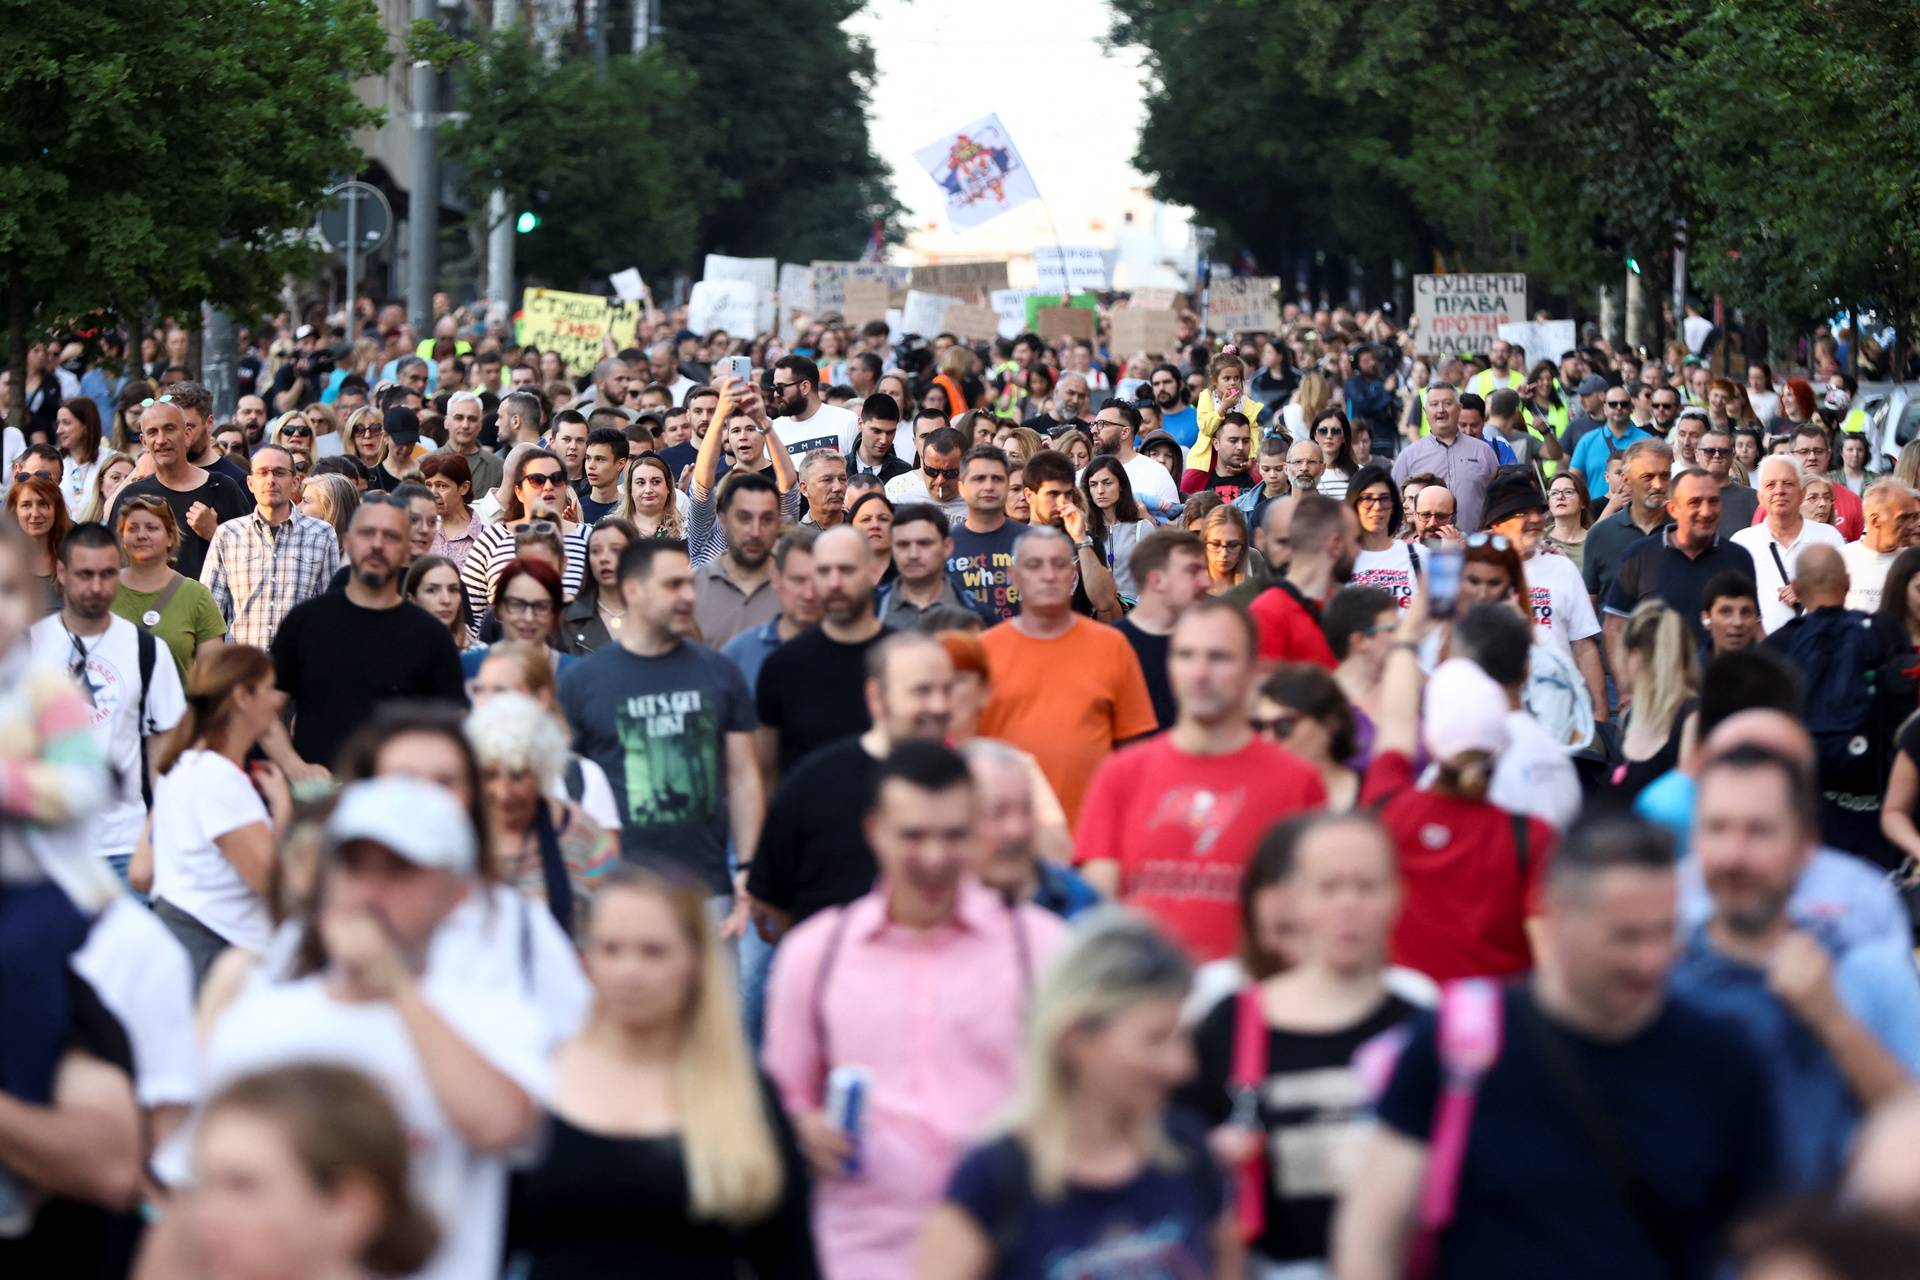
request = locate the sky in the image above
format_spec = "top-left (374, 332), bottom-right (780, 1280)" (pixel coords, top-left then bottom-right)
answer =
top-left (844, 0), bottom-right (1189, 265)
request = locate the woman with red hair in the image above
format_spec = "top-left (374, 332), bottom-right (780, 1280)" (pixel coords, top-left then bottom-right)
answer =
top-left (462, 556), bottom-right (575, 681)
top-left (8, 473), bottom-right (72, 615)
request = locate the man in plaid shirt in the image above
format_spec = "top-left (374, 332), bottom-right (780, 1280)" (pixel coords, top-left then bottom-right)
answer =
top-left (200, 442), bottom-right (340, 649)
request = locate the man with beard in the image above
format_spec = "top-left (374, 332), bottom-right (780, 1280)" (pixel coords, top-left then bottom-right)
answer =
top-left (1021, 371), bottom-right (1092, 438)
top-left (1286, 437), bottom-right (1326, 497)
top-left (1179, 411), bottom-right (1256, 500)
top-left (693, 470), bottom-right (783, 647)
top-left (754, 525), bottom-right (892, 778)
top-left (763, 355), bottom-right (855, 458)
top-left (268, 495), bottom-right (465, 769)
top-left (1247, 493), bottom-right (1357, 669)
top-left (231, 394), bottom-right (269, 450)
top-left (560, 536), bottom-right (762, 924)
top-left (748, 633), bottom-right (956, 934)
top-left (1672, 744), bottom-right (1920, 1192)
top-left (1148, 362), bottom-right (1197, 446)
top-left (1092, 399), bottom-right (1180, 521)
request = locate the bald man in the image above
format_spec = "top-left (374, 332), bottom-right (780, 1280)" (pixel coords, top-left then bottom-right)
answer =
top-left (1842, 480), bottom-right (1920, 610)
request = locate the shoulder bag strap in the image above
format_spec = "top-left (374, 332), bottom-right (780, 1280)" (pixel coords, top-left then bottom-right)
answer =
top-left (530, 801), bottom-right (574, 939)
top-left (809, 905), bottom-right (856, 1082)
top-left (1409, 979), bottom-right (1504, 1280)
top-left (149, 570), bottom-right (189, 620)
top-left (1521, 998), bottom-right (1687, 1274)
top-left (1767, 542), bottom-right (1804, 617)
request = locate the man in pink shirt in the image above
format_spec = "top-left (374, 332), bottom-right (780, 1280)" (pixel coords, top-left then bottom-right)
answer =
top-left (763, 740), bottom-right (1067, 1279)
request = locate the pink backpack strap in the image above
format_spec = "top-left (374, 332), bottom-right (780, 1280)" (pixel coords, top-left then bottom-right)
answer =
top-left (1229, 983), bottom-right (1269, 1242)
top-left (1407, 978), bottom-right (1504, 1280)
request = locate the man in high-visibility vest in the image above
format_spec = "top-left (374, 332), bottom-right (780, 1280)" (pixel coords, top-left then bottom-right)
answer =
top-left (1467, 338), bottom-right (1528, 401)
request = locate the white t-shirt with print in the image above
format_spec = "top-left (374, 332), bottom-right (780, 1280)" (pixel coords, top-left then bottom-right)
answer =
top-left (28, 613), bottom-right (186, 857)
top-left (150, 748), bottom-right (274, 949)
top-left (1350, 540), bottom-right (1427, 609)
top-left (176, 968), bottom-right (551, 1280)
top-left (1842, 540), bottom-right (1900, 613)
top-left (777, 402), bottom-right (856, 458)
top-left (1523, 548), bottom-right (1601, 658)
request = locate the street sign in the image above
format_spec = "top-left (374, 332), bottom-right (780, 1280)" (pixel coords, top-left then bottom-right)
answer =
top-left (317, 182), bottom-right (393, 257)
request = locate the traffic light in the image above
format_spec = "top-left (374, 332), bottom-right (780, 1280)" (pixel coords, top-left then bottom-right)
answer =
top-left (1626, 256), bottom-right (1642, 275)
top-left (515, 210), bottom-right (540, 234)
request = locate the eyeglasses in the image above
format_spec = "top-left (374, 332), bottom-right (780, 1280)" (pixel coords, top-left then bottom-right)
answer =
top-left (521, 520), bottom-right (559, 536)
top-left (350, 424), bottom-right (382, 437)
top-left (1315, 426), bottom-right (1345, 438)
top-left (1355, 493), bottom-right (1393, 507)
top-left (521, 471), bottom-right (566, 488)
top-left (1251, 714), bottom-right (1300, 738)
top-left (1465, 532), bottom-right (1512, 550)
top-left (281, 424), bottom-right (312, 437)
top-left (138, 395), bottom-right (176, 409)
top-left (499, 596), bottom-right (554, 617)
top-left (770, 381), bottom-right (805, 394)
top-left (923, 465), bottom-right (960, 479)
top-left (1698, 446), bottom-right (1731, 458)
top-left (1605, 400), bottom-right (1632, 408)
top-left (1205, 539), bottom-right (1247, 553)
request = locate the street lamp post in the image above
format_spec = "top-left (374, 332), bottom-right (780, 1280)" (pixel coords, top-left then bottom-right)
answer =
top-left (1195, 225), bottom-right (1217, 339)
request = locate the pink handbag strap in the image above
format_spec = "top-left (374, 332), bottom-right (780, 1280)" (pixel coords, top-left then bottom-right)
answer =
top-left (1407, 979), bottom-right (1504, 1280)
top-left (1229, 983), bottom-right (1268, 1242)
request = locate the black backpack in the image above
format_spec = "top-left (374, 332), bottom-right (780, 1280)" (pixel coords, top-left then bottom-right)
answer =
top-left (1774, 608), bottom-right (1885, 777)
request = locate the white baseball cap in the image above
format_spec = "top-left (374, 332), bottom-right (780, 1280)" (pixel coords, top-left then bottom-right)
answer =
top-left (1422, 658), bottom-right (1512, 763)
top-left (325, 777), bottom-right (476, 875)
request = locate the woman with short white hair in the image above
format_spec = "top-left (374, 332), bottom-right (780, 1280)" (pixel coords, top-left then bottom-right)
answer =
top-left (466, 692), bottom-right (617, 940)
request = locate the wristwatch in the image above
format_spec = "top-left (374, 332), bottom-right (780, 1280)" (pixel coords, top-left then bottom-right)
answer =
top-left (1075, 538), bottom-right (1094, 550)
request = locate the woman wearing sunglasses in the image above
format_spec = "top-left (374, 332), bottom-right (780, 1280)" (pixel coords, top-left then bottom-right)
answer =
top-left (1309, 409), bottom-right (1359, 501)
top-left (1253, 663), bottom-right (1361, 811)
top-left (460, 447), bottom-right (590, 637)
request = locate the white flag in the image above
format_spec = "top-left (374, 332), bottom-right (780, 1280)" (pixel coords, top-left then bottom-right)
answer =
top-left (915, 113), bottom-right (1040, 231)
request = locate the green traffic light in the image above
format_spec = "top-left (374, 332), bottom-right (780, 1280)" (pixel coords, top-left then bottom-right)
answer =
top-left (516, 211), bottom-right (540, 234)
top-left (1626, 256), bottom-right (1641, 275)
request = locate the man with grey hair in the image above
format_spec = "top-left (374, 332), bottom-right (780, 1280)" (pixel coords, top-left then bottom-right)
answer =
top-left (1842, 479), bottom-right (1920, 610)
top-left (436, 390), bottom-right (503, 496)
top-left (1698, 424), bottom-right (1757, 535)
top-left (1021, 370), bottom-right (1092, 437)
top-left (391, 353), bottom-right (430, 397)
top-left (796, 448), bottom-right (848, 529)
top-left (1390, 382), bottom-right (1498, 531)
top-left (1582, 438), bottom-right (1675, 607)
top-left (963, 738), bottom-right (1092, 917)
top-left (1731, 455), bottom-right (1844, 632)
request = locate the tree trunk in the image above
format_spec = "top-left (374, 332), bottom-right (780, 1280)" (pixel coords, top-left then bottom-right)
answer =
top-left (7, 257), bottom-right (25, 434)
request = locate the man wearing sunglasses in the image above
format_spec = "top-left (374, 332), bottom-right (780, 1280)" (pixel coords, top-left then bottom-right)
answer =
top-left (1698, 426), bottom-right (1758, 536)
top-left (883, 426), bottom-right (968, 526)
top-left (763, 355), bottom-right (854, 459)
top-left (1569, 383), bottom-right (1653, 501)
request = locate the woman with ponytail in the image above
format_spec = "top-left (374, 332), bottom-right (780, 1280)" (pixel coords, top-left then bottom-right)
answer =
top-left (139, 644), bottom-right (292, 988)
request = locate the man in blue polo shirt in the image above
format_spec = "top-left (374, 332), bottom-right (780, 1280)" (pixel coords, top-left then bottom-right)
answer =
top-left (1602, 468), bottom-right (1754, 675)
top-left (1571, 383), bottom-right (1654, 500)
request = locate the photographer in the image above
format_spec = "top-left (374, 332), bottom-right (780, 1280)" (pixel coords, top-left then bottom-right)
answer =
top-left (268, 325), bottom-right (333, 415)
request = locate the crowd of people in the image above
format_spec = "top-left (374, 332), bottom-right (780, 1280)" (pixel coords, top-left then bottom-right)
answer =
top-left (1, 294), bottom-right (1919, 1280)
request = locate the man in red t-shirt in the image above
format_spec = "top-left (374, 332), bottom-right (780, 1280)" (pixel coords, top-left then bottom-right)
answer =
top-left (1248, 492), bottom-right (1356, 670)
top-left (1077, 598), bottom-right (1327, 958)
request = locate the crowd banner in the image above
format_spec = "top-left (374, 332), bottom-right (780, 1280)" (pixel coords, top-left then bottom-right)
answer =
top-left (702, 254), bottom-right (777, 335)
top-left (607, 268), bottom-right (645, 303)
top-left (776, 263), bottom-right (816, 342)
top-left (813, 261), bottom-right (911, 311)
top-left (1413, 273), bottom-right (1527, 357)
top-left (687, 279), bottom-right (759, 336)
top-left (901, 290), bottom-right (963, 337)
top-left (1024, 292), bottom-right (1100, 331)
top-left (1129, 287), bottom-right (1184, 310)
top-left (520, 288), bottom-right (642, 373)
top-left (1209, 278), bottom-right (1283, 333)
top-left (1037, 306), bottom-right (1097, 342)
top-left (1033, 244), bottom-right (1109, 294)
top-left (912, 260), bottom-right (1010, 293)
top-left (991, 288), bottom-right (1038, 339)
top-left (1498, 318), bottom-right (1577, 365)
top-left (841, 281), bottom-right (893, 325)
top-left (914, 114), bottom-right (1041, 231)
top-left (944, 303), bottom-right (1000, 342)
top-left (1111, 306), bottom-right (1182, 356)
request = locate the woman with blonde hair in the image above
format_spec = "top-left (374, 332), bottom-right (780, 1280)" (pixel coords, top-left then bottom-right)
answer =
top-left (1608, 598), bottom-right (1699, 804)
top-left (75, 449), bottom-right (136, 525)
top-left (505, 863), bottom-right (818, 1275)
top-left (1282, 369), bottom-right (1330, 440)
top-left (920, 910), bottom-right (1235, 1279)
top-left (300, 472), bottom-right (360, 552)
top-left (624, 452), bottom-right (685, 539)
top-left (993, 424), bottom-right (1045, 468)
top-left (1053, 427), bottom-right (1094, 472)
top-left (137, 645), bottom-right (292, 987)
top-left (182, 1064), bottom-right (440, 1280)
top-left (1201, 503), bottom-right (1262, 594)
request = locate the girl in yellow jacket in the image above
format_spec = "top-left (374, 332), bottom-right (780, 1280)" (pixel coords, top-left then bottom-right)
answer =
top-left (1184, 349), bottom-right (1268, 485)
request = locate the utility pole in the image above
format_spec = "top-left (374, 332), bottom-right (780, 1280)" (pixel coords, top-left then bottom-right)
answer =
top-left (406, 0), bottom-right (439, 336)
top-left (484, 0), bottom-right (514, 328)
top-left (1670, 218), bottom-right (1689, 336)
top-left (631, 0), bottom-right (654, 52)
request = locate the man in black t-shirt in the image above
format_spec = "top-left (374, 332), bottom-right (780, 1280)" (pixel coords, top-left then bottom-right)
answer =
top-left (108, 399), bottom-right (250, 579)
top-left (163, 380), bottom-right (249, 488)
top-left (268, 494), bottom-right (465, 771)
top-left (755, 526), bottom-right (893, 777)
top-left (948, 445), bottom-right (1022, 622)
top-left (1336, 817), bottom-right (1775, 1278)
top-left (748, 633), bottom-right (954, 932)
top-left (1114, 529), bottom-right (1208, 731)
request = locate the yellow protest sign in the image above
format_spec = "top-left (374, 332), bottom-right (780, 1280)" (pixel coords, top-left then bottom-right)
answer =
top-left (518, 288), bottom-right (644, 376)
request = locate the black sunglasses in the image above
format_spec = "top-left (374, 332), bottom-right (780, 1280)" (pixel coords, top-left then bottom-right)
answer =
top-left (923, 465), bottom-right (960, 479)
top-left (521, 471), bottom-right (566, 488)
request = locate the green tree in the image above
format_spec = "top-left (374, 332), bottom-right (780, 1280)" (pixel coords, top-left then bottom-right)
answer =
top-left (658, 0), bottom-right (901, 262)
top-left (442, 30), bottom-right (710, 291)
top-left (0, 0), bottom-right (388, 425)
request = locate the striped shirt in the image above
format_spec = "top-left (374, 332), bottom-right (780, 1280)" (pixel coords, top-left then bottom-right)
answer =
top-left (688, 483), bottom-right (804, 568)
top-left (200, 510), bottom-right (341, 650)
top-left (460, 520), bottom-right (590, 622)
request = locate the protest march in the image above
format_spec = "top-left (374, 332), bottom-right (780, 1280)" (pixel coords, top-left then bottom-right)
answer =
top-left (6, 6), bottom-right (1920, 1280)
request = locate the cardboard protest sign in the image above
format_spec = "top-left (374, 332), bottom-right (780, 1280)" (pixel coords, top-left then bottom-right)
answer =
top-left (1414, 273), bottom-right (1526, 357)
top-left (520, 288), bottom-right (640, 374)
top-left (702, 255), bottom-right (776, 334)
top-left (912, 260), bottom-right (1011, 292)
top-left (840, 281), bottom-right (892, 324)
top-left (1023, 292), bottom-right (1099, 331)
top-left (990, 289), bottom-right (1036, 339)
top-left (901, 291), bottom-right (961, 336)
top-left (1129, 287), bottom-right (1183, 310)
top-left (1033, 244), bottom-right (1109, 293)
top-left (687, 280), bottom-right (759, 336)
top-left (1037, 306), bottom-right (1096, 342)
top-left (1208, 278), bottom-right (1282, 332)
top-left (944, 304), bottom-right (1000, 342)
top-left (810, 261), bottom-right (910, 311)
top-left (1111, 306), bottom-right (1181, 356)
top-left (1497, 319), bottom-right (1575, 365)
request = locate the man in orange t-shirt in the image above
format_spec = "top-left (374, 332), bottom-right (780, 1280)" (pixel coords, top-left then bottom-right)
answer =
top-left (977, 526), bottom-right (1158, 825)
